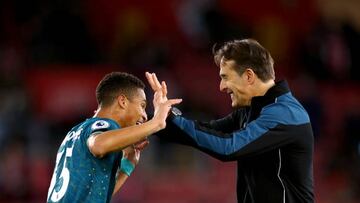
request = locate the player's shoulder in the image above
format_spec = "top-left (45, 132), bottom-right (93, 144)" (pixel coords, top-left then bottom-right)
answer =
top-left (83, 118), bottom-right (120, 131)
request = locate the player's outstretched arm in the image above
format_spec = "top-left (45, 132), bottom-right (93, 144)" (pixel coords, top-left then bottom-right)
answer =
top-left (87, 74), bottom-right (182, 158)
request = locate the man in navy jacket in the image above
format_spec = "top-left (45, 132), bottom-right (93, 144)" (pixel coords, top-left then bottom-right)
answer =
top-left (147, 39), bottom-right (314, 203)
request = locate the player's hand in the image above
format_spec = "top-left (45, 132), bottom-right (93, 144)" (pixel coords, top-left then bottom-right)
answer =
top-left (122, 139), bottom-right (149, 166)
top-left (123, 146), bottom-right (140, 166)
top-left (134, 138), bottom-right (149, 151)
top-left (146, 72), bottom-right (169, 104)
top-left (145, 72), bottom-right (182, 129)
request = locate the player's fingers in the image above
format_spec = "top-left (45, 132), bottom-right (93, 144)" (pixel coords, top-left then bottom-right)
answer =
top-left (140, 141), bottom-right (149, 151)
top-left (135, 139), bottom-right (149, 151)
top-left (136, 149), bottom-right (140, 160)
top-left (152, 73), bottom-right (162, 89)
top-left (161, 81), bottom-right (167, 97)
top-left (167, 99), bottom-right (182, 106)
top-left (145, 72), bottom-right (158, 91)
top-left (146, 72), bottom-right (157, 91)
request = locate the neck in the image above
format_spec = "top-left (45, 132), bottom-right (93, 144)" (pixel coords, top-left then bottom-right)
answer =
top-left (94, 106), bottom-right (123, 127)
top-left (255, 79), bottom-right (275, 97)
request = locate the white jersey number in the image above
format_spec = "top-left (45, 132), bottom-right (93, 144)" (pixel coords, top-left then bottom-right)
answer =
top-left (47, 128), bottom-right (82, 202)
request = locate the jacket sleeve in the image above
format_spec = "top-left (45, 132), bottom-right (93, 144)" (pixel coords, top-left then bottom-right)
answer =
top-left (155, 110), bottom-right (245, 161)
top-left (157, 103), bottom-right (311, 161)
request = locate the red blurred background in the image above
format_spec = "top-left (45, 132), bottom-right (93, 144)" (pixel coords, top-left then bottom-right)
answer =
top-left (0, 0), bottom-right (359, 202)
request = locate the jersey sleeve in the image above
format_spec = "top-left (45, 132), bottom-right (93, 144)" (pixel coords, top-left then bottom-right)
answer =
top-left (81, 119), bottom-right (121, 157)
top-left (86, 119), bottom-right (120, 139)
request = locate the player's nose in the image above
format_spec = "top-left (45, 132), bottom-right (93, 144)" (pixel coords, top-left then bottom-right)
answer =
top-left (142, 112), bottom-right (148, 122)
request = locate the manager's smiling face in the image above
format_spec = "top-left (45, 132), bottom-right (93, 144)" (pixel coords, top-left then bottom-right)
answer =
top-left (219, 59), bottom-right (253, 108)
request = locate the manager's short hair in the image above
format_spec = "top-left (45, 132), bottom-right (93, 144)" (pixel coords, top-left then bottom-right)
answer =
top-left (213, 39), bottom-right (275, 81)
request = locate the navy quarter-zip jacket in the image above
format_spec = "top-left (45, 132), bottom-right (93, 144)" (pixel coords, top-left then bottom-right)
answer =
top-left (157, 80), bottom-right (314, 203)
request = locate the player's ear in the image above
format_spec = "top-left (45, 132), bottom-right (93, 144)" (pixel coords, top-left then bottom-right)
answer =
top-left (117, 95), bottom-right (128, 109)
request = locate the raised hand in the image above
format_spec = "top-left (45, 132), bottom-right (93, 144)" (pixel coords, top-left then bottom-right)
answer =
top-left (145, 72), bottom-right (182, 128)
top-left (146, 72), bottom-right (168, 103)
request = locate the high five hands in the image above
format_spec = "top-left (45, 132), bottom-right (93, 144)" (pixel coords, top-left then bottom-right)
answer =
top-left (145, 72), bottom-right (182, 129)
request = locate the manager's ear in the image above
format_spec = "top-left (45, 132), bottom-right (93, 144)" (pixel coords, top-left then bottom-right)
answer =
top-left (117, 95), bottom-right (128, 109)
top-left (244, 68), bottom-right (256, 85)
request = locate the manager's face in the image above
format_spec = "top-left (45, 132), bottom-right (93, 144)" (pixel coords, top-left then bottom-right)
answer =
top-left (219, 59), bottom-right (252, 108)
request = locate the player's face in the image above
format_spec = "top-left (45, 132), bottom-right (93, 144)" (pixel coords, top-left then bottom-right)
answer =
top-left (123, 88), bottom-right (148, 127)
top-left (219, 60), bottom-right (252, 108)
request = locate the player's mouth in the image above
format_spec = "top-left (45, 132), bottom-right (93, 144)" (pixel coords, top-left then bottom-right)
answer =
top-left (136, 121), bottom-right (143, 125)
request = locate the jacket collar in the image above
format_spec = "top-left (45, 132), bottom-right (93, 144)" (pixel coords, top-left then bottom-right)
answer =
top-left (250, 80), bottom-right (290, 112)
top-left (249, 80), bottom-right (290, 120)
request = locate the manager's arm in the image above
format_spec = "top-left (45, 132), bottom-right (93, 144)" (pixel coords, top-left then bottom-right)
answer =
top-left (156, 109), bottom-right (245, 161)
top-left (158, 104), bottom-right (311, 161)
